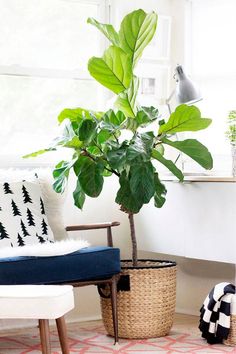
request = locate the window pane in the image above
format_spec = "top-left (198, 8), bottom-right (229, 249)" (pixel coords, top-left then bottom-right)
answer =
top-left (187, 0), bottom-right (236, 174)
top-left (0, 75), bottom-right (102, 156)
top-left (0, 0), bottom-right (102, 72)
top-left (192, 0), bottom-right (236, 76)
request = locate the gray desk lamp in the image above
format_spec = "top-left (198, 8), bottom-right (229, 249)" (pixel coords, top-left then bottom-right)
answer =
top-left (166, 64), bottom-right (202, 114)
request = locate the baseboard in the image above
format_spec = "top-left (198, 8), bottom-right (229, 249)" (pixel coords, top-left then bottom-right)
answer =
top-left (0, 319), bottom-right (37, 331)
top-left (67, 315), bottom-right (102, 324)
top-left (175, 307), bottom-right (199, 316)
top-left (0, 310), bottom-right (199, 331)
top-left (0, 315), bottom-right (102, 331)
top-left (68, 310), bottom-right (199, 324)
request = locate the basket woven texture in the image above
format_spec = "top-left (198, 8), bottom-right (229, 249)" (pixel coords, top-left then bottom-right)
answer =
top-left (224, 315), bottom-right (236, 346)
top-left (100, 260), bottom-right (177, 339)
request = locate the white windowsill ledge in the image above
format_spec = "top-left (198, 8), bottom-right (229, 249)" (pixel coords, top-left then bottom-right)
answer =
top-left (161, 173), bottom-right (236, 182)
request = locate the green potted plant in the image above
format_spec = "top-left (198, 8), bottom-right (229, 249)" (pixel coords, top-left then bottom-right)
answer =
top-left (226, 110), bottom-right (236, 176)
top-left (25, 9), bottom-right (213, 338)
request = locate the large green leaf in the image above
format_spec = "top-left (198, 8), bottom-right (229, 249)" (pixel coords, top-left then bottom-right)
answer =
top-left (129, 162), bottom-right (155, 204)
top-left (23, 148), bottom-right (56, 158)
top-left (136, 106), bottom-right (159, 127)
top-left (102, 165), bottom-right (113, 177)
top-left (58, 108), bottom-right (103, 124)
top-left (78, 119), bottom-right (97, 144)
top-left (97, 129), bottom-right (111, 144)
top-left (115, 172), bottom-right (142, 213)
top-left (88, 46), bottom-right (132, 94)
top-left (87, 17), bottom-right (120, 46)
top-left (127, 132), bottom-right (154, 162)
top-left (159, 104), bottom-right (212, 134)
top-left (103, 109), bottom-right (126, 126)
top-left (62, 136), bottom-right (82, 149)
top-left (152, 149), bottom-right (184, 181)
top-left (107, 146), bottom-right (127, 170)
top-left (78, 158), bottom-right (104, 197)
top-left (52, 120), bottom-right (82, 149)
top-left (119, 9), bottom-right (158, 67)
top-left (162, 138), bottom-right (213, 170)
top-left (155, 143), bottom-right (165, 155)
top-left (153, 173), bottom-right (167, 208)
top-left (73, 179), bottom-right (85, 209)
top-left (115, 76), bottom-right (139, 118)
top-left (53, 159), bottom-right (76, 193)
top-left (87, 146), bottom-right (103, 157)
top-left (73, 155), bottom-right (87, 176)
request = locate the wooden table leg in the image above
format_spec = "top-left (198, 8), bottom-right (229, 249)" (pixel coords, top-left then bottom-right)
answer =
top-left (56, 316), bottom-right (70, 354)
top-left (39, 319), bottom-right (51, 354)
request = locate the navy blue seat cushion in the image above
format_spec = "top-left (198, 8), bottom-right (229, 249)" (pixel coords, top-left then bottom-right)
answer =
top-left (0, 246), bottom-right (120, 285)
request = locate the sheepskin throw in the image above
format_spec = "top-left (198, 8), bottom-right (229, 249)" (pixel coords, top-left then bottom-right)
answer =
top-left (0, 239), bottom-right (89, 258)
top-left (0, 181), bottom-right (54, 247)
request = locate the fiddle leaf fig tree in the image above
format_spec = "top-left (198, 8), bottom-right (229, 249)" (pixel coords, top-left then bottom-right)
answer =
top-left (24, 9), bottom-right (213, 267)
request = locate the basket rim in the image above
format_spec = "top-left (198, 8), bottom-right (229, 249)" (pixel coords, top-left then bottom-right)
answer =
top-left (121, 259), bottom-right (177, 270)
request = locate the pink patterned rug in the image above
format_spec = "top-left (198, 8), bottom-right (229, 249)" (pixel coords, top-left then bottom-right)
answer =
top-left (0, 322), bottom-right (235, 353)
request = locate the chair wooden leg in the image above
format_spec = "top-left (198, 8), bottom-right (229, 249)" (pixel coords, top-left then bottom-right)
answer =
top-left (38, 319), bottom-right (51, 354)
top-left (109, 275), bottom-right (119, 344)
top-left (56, 316), bottom-right (70, 354)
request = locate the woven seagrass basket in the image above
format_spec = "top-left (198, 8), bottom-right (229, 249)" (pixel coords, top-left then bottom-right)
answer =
top-left (224, 315), bottom-right (236, 346)
top-left (100, 259), bottom-right (177, 339)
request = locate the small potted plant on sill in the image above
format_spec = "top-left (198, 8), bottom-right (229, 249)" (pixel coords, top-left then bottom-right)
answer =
top-left (25, 9), bottom-right (213, 338)
top-left (226, 110), bottom-right (236, 177)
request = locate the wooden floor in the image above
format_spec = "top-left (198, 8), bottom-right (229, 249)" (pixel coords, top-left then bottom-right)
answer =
top-left (173, 312), bottom-right (200, 336)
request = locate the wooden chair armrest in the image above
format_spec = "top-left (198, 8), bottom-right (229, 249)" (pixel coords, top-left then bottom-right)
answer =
top-left (65, 221), bottom-right (120, 247)
top-left (65, 221), bottom-right (120, 232)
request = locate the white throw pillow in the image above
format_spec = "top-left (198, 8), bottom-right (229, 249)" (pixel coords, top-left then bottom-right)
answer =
top-left (34, 168), bottom-right (68, 241)
top-left (0, 168), bottom-right (68, 242)
top-left (0, 180), bottom-right (54, 247)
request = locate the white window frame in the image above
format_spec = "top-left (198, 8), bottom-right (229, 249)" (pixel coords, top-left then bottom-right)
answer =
top-left (0, 0), bottom-right (109, 81)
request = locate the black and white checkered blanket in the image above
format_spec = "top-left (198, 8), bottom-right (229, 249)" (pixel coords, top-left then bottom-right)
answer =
top-left (199, 282), bottom-right (235, 344)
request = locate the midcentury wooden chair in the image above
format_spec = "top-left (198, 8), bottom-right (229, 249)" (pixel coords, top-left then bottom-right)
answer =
top-left (0, 169), bottom-right (121, 344)
top-left (0, 221), bottom-right (121, 344)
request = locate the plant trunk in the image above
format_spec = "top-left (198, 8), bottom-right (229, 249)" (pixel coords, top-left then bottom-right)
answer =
top-left (128, 213), bottom-right (138, 267)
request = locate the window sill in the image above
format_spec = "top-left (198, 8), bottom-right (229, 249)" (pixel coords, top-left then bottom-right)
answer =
top-left (161, 173), bottom-right (236, 182)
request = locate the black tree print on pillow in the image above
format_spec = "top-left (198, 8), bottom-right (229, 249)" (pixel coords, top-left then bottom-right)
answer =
top-left (20, 220), bottom-right (30, 237)
top-left (36, 233), bottom-right (46, 244)
top-left (40, 197), bottom-right (45, 215)
top-left (22, 185), bottom-right (32, 204)
top-left (3, 182), bottom-right (13, 194)
top-left (0, 222), bottom-right (9, 239)
top-left (41, 218), bottom-right (48, 235)
top-left (17, 233), bottom-right (25, 246)
top-left (11, 200), bottom-right (21, 216)
top-left (27, 208), bottom-right (35, 226)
